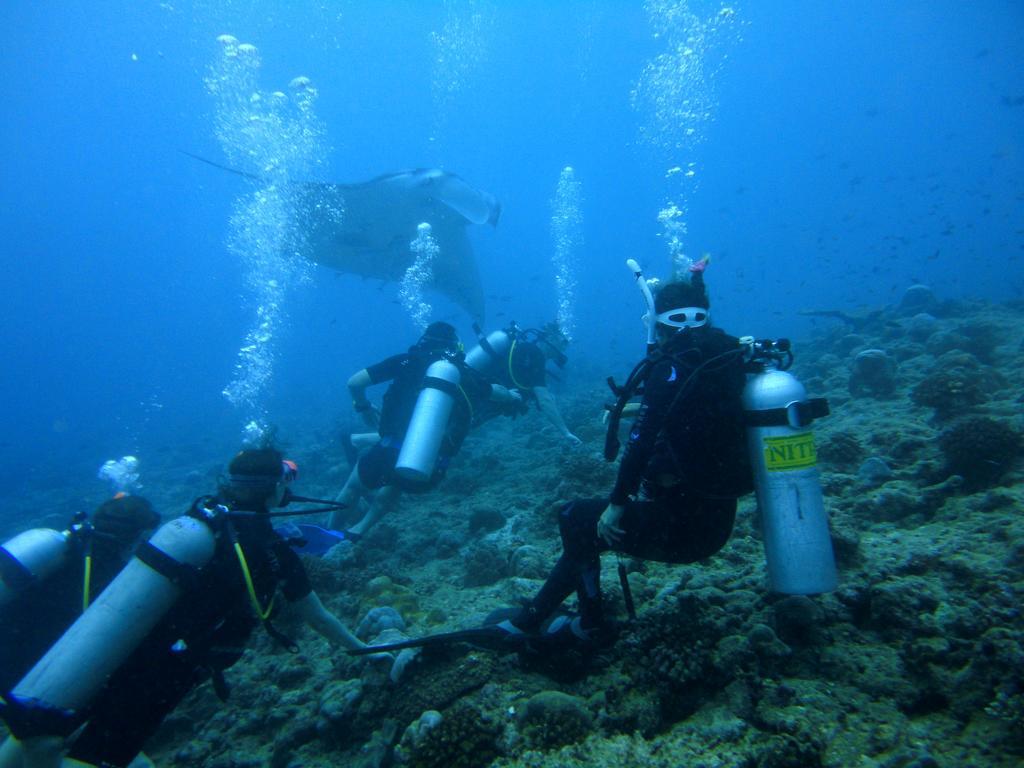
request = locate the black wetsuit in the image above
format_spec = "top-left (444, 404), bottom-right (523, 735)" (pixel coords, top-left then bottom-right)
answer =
top-left (65, 509), bottom-right (312, 768)
top-left (522, 326), bottom-right (753, 631)
top-left (470, 338), bottom-right (547, 426)
top-left (357, 351), bottom-right (492, 490)
top-left (500, 340), bottom-right (547, 391)
top-left (0, 540), bottom-right (127, 694)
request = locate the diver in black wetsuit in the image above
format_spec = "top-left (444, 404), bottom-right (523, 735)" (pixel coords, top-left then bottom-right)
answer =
top-left (0, 449), bottom-right (375, 768)
top-left (493, 270), bottom-right (754, 646)
top-left (331, 321), bottom-right (524, 539)
top-left (470, 321), bottom-right (581, 446)
top-left (0, 496), bottom-right (160, 695)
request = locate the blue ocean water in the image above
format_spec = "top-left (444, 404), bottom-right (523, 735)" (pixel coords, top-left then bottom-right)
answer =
top-left (0, 0), bottom-right (1021, 530)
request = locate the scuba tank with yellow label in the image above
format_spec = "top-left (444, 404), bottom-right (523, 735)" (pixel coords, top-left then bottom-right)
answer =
top-left (742, 338), bottom-right (836, 595)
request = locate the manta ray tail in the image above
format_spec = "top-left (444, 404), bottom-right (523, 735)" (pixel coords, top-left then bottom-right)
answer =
top-left (180, 150), bottom-right (266, 184)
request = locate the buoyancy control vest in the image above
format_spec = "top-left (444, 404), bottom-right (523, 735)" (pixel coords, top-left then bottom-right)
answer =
top-left (605, 327), bottom-right (754, 499)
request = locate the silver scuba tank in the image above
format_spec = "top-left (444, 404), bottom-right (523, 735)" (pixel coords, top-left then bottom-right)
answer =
top-left (0, 529), bottom-right (72, 607)
top-left (395, 359), bottom-right (461, 483)
top-left (465, 330), bottom-right (511, 373)
top-left (9, 515), bottom-right (216, 717)
top-left (743, 364), bottom-right (837, 595)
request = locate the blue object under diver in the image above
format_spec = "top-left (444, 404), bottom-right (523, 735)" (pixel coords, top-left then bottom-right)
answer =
top-left (275, 523), bottom-right (350, 556)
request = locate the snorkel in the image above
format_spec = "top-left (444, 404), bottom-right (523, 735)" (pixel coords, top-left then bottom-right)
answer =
top-left (626, 259), bottom-right (658, 354)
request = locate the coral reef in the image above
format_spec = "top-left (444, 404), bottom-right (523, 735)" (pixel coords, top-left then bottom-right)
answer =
top-left (403, 701), bottom-right (501, 768)
top-left (939, 417), bottom-right (1022, 488)
top-left (848, 348), bottom-right (898, 397)
top-left (518, 690), bottom-right (593, 748)
top-left (910, 368), bottom-right (987, 417)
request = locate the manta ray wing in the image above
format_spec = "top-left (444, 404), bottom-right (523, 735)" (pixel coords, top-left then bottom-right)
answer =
top-left (294, 170), bottom-right (496, 320)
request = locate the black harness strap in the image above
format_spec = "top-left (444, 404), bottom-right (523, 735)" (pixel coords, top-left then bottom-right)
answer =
top-left (134, 540), bottom-right (202, 593)
top-left (0, 547), bottom-right (34, 591)
top-left (479, 334), bottom-right (503, 362)
top-left (745, 398), bottom-right (830, 428)
top-left (422, 375), bottom-right (460, 399)
top-left (0, 694), bottom-right (78, 740)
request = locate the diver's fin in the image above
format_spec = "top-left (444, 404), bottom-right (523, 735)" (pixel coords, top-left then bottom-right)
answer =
top-left (347, 623), bottom-right (531, 656)
top-left (291, 524), bottom-right (349, 556)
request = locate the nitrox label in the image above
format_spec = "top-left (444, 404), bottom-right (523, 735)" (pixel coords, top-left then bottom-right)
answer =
top-left (763, 433), bottom-right (817, 471)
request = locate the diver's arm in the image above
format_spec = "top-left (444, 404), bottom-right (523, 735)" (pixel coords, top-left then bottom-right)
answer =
top-left (347, 369), bottom-right (373, 408)
top-left (347, 369), bottom-right (379, 428)
top-left (293, 591), bottom-right (365, 652)
top-left (487, 384), bottom-right (520, 404)
top-left (609, 360), bottom-right (676, 504)
top-left (534, 386), bottom-right (581, 445)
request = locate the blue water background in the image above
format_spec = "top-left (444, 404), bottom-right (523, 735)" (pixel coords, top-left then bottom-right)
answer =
top-left (0, 1), bottom-right (1021, 530)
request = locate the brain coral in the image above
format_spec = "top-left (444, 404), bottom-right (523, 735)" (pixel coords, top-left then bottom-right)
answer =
top-left (939, 417), bottom-right (1022, 488)
top-left (911, 370), bottom-right (986, 418)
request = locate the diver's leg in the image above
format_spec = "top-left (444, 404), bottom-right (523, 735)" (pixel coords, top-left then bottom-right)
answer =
top-left (346, 484), bottom-right (400, 537)
top-left (513, 499), bottom-right (607, 631)
top-left (330, 465), bottom-right (368, 529)
top-left (349, 433), bottom-right (380, 451)
top-left (614, 497), bottom-right (737, 564)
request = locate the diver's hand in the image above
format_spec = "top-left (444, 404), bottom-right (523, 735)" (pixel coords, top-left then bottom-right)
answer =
top-left (601, 402), bottom-right (641, 425)
top-left (508, 390), bottom-right (527, 415)
top-left (354, 401), bottom-right (380, 429)
top-left (597, 503), bottom-right (625, 546)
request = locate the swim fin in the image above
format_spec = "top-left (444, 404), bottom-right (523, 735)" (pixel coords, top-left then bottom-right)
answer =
top-left (290, 524), bottom-right (351, 556)
top-left (348, 622), bottom-right (531, 656)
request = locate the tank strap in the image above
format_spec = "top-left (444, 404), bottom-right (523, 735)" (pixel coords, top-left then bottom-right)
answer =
top-left (423, 375), bottom-right (459, 398)
top-left (0, 693), bottom-right (78, 740)
top-left (745, 398), bottom-right (830, 428)
top-left (134, 540), bottom-right (202, 593)
top-left (0, 547), bottom-right (34, 591)
top-left (478, 333), bottom-right (503, 362)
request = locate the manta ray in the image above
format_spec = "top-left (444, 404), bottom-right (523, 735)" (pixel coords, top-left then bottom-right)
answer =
top-left (292, 169), bottom-right (499, 320)
top-left (188, 154), bottom-right (500, 320)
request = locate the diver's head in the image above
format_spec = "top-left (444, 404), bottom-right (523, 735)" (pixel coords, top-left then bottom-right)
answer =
top-left (92, 494), bottom-right (160, 549)
top-left (537, 321), bottom-right (570, 368)
top-left (221, 448), bottom-right (298, 510)
top-left (415, 321), bottom-right (462, 356)
top-left (653, 274), bottom-right (710, 345)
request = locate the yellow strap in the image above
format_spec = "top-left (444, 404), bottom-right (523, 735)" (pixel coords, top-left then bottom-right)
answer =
top-left (82, 554), bottom-right (93, 612)
top-left (507, 339), bottom-right (528, 390)
top-left (233, 541), bottom-right (275, 620)
top-left (456, 384), bottom-right (474, 424)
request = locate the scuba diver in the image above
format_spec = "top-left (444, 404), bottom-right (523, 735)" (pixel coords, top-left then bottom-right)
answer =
top-left (0, 495), bottom-right (160, 694)
top-left (352, 267), bottom-right (756, 660)
top-left (491, 270), bottom-right (755, 647)
top-left (0, 448), bottom-right (384, 768)
top-left (465, 320), bottom-right (582, 446)
top-left (330, 321), bottom-right (524, 540)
